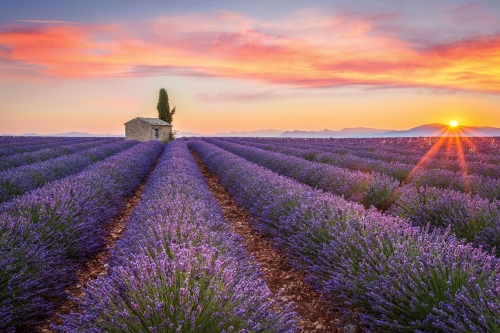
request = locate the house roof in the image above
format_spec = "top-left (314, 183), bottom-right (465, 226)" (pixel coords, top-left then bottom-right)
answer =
top-left (125, 117), bottom-right (172, 126)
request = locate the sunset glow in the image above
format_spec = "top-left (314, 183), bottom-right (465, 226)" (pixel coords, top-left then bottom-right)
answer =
top-left (1, 1), bottom-right (500, 135)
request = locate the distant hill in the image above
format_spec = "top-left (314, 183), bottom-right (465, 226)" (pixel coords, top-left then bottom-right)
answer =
top-left (280, 127), bottom-right (392, 138)
top-left (1, 132), bottom-right (124, 137)
top-left (279, 124), bottom-right (500, 138)
top-left (383, 124), bottom-right (500, 137)
top-left (4, 124), bottom-right (500, 138)
top-left (177, 129), bottom-right (284, 137)
top-left (382, 124), bottom-right (447, 137)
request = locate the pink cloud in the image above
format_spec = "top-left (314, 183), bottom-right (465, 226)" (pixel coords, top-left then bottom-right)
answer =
top-left (0, 10), bottom-right (499, 93)
top-left (15, 20), bottom-right (84, 25)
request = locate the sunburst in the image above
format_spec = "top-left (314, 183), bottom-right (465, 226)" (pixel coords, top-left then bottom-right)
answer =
top-left (382, 124), bottom-right (473, 209)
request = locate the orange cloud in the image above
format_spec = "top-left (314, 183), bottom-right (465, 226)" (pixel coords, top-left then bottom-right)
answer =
top-left (0, 10), bottom-right (499, 93)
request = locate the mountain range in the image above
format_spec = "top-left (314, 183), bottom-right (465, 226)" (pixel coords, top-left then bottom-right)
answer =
top-left (178, 129), bottom-right (284, 137)
top-left (381, 124), bottom-right (500, 137)
top-left (4, 124), bottom-right (500, 138)
top-left (181, 124), bottom-right (500, 138)
top-left (1, 132), bottom-right (124, 137)
top-left (278, 127), bottom-right (392, 138)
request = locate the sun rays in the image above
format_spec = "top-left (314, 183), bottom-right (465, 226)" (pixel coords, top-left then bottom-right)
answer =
top-left (382, 124), bottom-right (476, 210)
top-left (408, 125), bottom-right (475, 191)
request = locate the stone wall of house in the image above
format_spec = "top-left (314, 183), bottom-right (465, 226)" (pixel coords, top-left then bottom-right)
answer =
top-left (156, 125), bottom-right (172, 141)
top-left (125, 118), bottom-right (172, 142)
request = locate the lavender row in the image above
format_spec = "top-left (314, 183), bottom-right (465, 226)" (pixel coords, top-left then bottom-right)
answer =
top-left (0, 137), bottom-right (103, 157)
top-left (224, 138), bottom-right (419, 180)
top-left (189, 139), bottom-right (500, 333)
top-left (260, 137), bottom-right (500, 165)
top-left (0, 136), bottom-right (32, 144)
top-left (208, 138), bottom-right (500, 255)
top-left (0, 136), bottom-right (44, 148)
top-left (0, 137), bottom-right (118, 172)
top-left (318, 137), bottom-right (500, 170)
top-left (233, 137), bottom-right (500, 179)
top-left (231, 138), bottom-right (500, 253)
top-left (0, 140), bottom-right (138, 203)
top-left (0, 141), bottom-right (164, 331)
top-left (206, 138), bottom-right (399, 209)
top-left (237, 137), bottom-right (500, 173)
top-left (226, 138), bottom-right (500, 200)
top-left (58, 140), bottom-right (297, 332)
top-left (0, 137), bottom-right (71, 150)
top-left (311, 137), bottom-right (500, 178)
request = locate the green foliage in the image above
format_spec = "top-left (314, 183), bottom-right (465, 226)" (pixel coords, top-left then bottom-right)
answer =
top-left (157, 89), bottom-right (176, 124)
top-left (167, 106), bottom-right (176, 124)
top-left (157, 88), bottom-right (169, 122)
top-left (161, 130), bottom-right (179, 144)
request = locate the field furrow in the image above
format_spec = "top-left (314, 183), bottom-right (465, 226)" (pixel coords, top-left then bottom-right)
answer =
top-left (191, 149), bottom-right (357, 333)
top-left (0, 141), bottom-right (164, 331)
top-left (0, 140), bottom-right (138, 203)
top-left (0, 138), bottom-right (95, 158)
top-left (37, 146), bottom-right (163, 332)
top-left (56, 140), bottom-right (297, 332)
top-left (206, 138), bottom-right (500, 255)
top-left (224, 137), bottom-right (500, 199)
top-left (0, 137), bottom-right (119, 172)
top-left (189, 138), bottom-right (500, 333)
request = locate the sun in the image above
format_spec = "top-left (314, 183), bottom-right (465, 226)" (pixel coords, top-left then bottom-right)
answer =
top-left (450, 120), bottom-right (459, 127)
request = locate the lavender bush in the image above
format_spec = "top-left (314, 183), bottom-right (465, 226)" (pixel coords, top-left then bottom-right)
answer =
top-left (226, 138), bottom-right (500, 200)
top-left (433, 280), bottom-right (500, 332)
top-left (58, 140), bottom-right (297, 332)
top-left (233, 137), bottom-right (500, 168)
top-left (206, 138), bottom-right (399, 209)
top-left (62, 245), bottom-right (296, 333)
top-left (0, 141), bottom-right (164, 330)
top-left (0, 137), bottom-right (85, 157)
top-left (213, 138), bottom-right (500, 255)
top-left (0, 215), bottom-right (73, 331)
top-left (0, 137), bottom-right (117, 172)
top-left (0, 139), bottom-right (137, 203)
top-left (189, 139), bottom-right (500, 332)
top-left (315, 214), bottom-right (500, 332)
top-left (389, 185), bottom-right (500, 254)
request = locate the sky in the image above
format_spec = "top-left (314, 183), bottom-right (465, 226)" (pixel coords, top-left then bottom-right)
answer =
top-left (1, 0), bottom-right (500, 135)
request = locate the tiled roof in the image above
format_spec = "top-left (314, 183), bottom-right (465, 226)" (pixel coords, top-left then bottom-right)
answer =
top-left (137, 117), bottom-right (172, 126)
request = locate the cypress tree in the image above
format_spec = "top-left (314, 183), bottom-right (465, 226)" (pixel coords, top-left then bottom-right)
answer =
top-left (166, 106), bottom-right (176, 124)
top-left (156, 88), bottom-right (169, 122)
top-left (156, 88), bottom-right (176, 124)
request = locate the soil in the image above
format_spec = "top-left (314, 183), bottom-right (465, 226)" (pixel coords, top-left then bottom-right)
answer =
top-left (32, 147), bottom-right (362, 333)
top-left (191, 150), bottom-right (362, 333)
top-left (35, 156), bottom-right (161, 333)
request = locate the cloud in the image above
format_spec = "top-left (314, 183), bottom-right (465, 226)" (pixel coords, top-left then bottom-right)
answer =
top-left (198, 91), bottom-right (283, 102)
top-left (0, 8), bottom-right (500, 93)
top-left (14, 20), bottom-right (84, 25)
top-left (124, 65), bottom-right (216, 77)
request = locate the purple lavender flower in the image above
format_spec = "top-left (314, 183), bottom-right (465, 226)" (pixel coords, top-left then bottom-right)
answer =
top-left (57, 140), bottom-right (297, 332)
top-left (0, 141), bottom-right (164, 330)
top-left (205, 138), bottom-right (399, 209)
top-left (0, 140), bottom-right (138, 203)
top-left (0, 137), bottom-right (119, 172)
top-left (188, 139), bottom-right (500, 332)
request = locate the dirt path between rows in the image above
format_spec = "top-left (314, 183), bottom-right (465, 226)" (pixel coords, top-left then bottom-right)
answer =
top-left (35, 155), bottom-right (162, 333)
top-left (191, 150), bottom-right (361, 333)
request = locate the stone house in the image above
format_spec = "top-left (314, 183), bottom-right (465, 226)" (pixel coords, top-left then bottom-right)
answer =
top-left (124, 117), bottom-right (172, 141)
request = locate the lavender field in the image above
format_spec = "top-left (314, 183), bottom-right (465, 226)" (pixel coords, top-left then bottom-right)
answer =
top-left (2, 136), bottom-right (500, 332)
